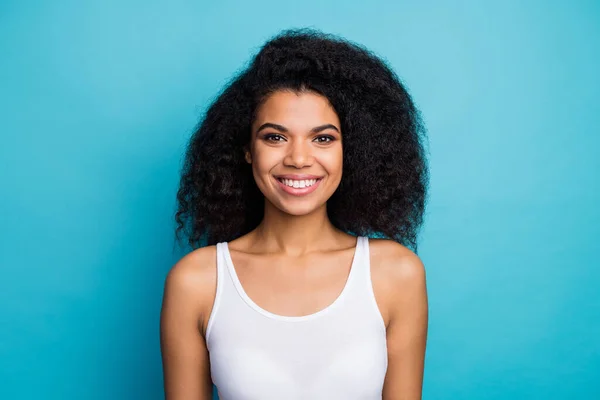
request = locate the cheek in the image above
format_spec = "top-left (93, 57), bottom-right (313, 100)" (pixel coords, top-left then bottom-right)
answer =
top-left (319, 147), bottom-right (343, 178)
top-left (251, 146), bottom-right (279, 178)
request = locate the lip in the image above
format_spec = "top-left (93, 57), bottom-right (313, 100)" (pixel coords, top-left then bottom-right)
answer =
top-left (274, 176), bottom-right (323, 196)
top-left (274, 174), bottom-right (323, 180)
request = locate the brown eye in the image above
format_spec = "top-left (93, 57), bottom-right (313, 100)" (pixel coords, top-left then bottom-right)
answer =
top-left (263, 133), bottom-right (286, 142)
top-left (313, 135), bottom-right (335, 143)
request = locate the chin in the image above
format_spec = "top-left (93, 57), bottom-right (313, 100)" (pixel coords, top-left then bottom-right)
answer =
top-left (272, 199), bottom-right (325, 217)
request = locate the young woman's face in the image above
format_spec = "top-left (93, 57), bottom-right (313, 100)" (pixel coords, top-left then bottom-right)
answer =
top-left (247, 90), bottom-right (343, 216)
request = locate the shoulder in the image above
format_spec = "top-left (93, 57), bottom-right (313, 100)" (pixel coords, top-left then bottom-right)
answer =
top-left (368, 238), bottom-right (426, 284)
top-left (162, 245), bottom-right (218, 334)
top-left (165, 245), bottom-right (217, 289)
top-left (368, 238), bottom-right (427, 323)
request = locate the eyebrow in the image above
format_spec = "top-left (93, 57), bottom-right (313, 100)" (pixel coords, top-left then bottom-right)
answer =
top-left (255, 122), bottom-right (340, 134)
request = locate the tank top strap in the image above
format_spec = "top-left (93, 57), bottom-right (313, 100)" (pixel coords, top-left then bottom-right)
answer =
top-left (344, 236), bottom-right (383, 324)
top-left (348, 236), bottom-right (371, 285)
top-left (206, 242), bottom-right (234, 342)
top-left (214, 241), bottom-right (240, 298)
top-left (214, 242), bottom-right (229, 289)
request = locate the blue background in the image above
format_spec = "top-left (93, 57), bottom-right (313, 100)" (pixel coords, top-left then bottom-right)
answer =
top-left (1, 1), bottom-right (598, 399)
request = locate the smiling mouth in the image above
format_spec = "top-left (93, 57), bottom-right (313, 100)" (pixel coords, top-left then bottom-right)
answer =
top-left (275, 177), bottom-right (321, 189)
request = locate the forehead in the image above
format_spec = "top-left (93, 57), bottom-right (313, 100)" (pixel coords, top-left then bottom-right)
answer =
top-left (252, 90), bottom-right (340, 130)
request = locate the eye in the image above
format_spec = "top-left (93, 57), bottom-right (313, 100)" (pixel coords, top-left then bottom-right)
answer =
top-left (263, 133), bottom-right (286, 142)
top-left (313, 135), bottom-right (335, 143)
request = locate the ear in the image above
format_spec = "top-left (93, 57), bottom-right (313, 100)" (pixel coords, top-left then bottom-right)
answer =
top-left (244, 147), bottom-right (252, 164)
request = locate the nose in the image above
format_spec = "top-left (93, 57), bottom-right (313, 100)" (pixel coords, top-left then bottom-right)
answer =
top-left (283, 140), bottom-right (313, 168)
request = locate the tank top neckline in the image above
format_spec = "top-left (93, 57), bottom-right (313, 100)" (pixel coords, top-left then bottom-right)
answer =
top-left (221, 236), bottom-right (364, 322)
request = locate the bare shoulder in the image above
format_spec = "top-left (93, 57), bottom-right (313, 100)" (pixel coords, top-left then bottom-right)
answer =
top-left (369, 238), bottom-right (426, 283)
top-left (368, 239), bottom-right (427, 325)
top-left (165, 245), bottom-right (217, 290)
top-left (162, 245), bottom-right (218, 335)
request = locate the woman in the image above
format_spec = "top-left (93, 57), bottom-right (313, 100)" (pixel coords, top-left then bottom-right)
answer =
top-left (161, 28), bottom-right (429, 400)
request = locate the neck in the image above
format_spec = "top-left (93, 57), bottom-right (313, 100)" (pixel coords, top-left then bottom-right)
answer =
top-left (253, 200), bottom-right (340, 256)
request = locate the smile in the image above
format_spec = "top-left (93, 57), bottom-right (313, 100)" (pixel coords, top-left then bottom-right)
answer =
top-left (274, 176), bottom-right (323, 196)
top-left (277, 178), bottom-right (318, 188)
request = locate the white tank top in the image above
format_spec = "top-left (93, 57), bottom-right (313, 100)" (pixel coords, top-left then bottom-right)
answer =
top-left (206, 236), bottom-right (388, 400)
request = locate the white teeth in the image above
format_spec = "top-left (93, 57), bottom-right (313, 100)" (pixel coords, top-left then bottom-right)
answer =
top-left (280, 179), bottom-right (318, 188)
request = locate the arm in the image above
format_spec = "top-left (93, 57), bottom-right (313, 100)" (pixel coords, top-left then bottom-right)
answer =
top-left (382, 250), bottom-right (428, 400)
top-left (160, 250), bottom-right (215, 400)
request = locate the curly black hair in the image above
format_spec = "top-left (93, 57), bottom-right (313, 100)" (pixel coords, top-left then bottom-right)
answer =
top-left (175, 28), bottom-right (429, 251)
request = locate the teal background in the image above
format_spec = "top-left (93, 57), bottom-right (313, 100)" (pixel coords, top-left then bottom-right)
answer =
top-left (1, 0), bottom-right (599, 398)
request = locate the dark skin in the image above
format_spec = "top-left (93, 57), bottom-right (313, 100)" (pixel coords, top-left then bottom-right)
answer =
top-left (160, 91), bottom-right (428, 399)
